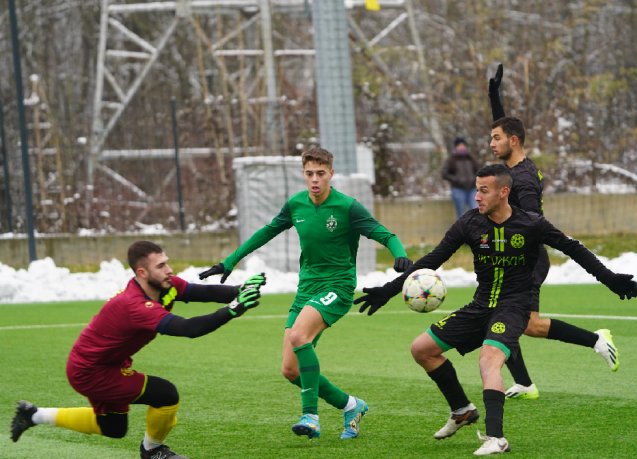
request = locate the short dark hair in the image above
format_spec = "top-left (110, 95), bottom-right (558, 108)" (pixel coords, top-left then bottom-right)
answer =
top-left (127, 240), bottom-right (163, 270)
top-left (476, 163), bottom-right (513, 189)
top-left (492, 116), bottom-right (526, 146)
top-left (301, 146), bottom-right (333, 168)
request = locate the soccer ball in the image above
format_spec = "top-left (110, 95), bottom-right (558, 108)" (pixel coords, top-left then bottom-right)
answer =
top-left (402, 268), bottom-right (447, 313)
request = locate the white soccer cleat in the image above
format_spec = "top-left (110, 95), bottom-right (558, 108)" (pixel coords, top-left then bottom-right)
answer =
top-left (474, 430), bottom-right (510, 456)
top-left (594, 329), bottom-right (619, 371)
top-left (504, 383), bottom-right (539, 400)
top-left (433, 403), bottom-right (479, 439)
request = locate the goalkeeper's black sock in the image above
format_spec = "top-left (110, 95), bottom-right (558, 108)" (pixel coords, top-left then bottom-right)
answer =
top-left (427, 359), bottom-right (470, 411)
top-left (505, 350), bottom-right (533, 387)
top-left (547, 319), bottom-right (597, 347)
top-left (483, 389), bottom-right (505, 438)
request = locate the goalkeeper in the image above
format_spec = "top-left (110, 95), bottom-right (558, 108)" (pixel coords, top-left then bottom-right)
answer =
top-left (10, 240), bottom-right (266, 459)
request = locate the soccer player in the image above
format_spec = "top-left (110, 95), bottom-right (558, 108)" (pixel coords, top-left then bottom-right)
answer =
top-left (10, 240), bottom-right (266, 459)
top-left (199, 146), bottom-right (412, 440)
top-left (355, 164), bottom-right (637, 456)
top-left (488, 64), bottom-right (619, 400)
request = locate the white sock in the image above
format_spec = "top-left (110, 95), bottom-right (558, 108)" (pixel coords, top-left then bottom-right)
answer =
top-left (452, 403), bottom-right (476, 416)
top-left (32, 408), bottom-right (58, 425)
top-left (143, 432), bottom-right (163, 451)
top-left (343, 396), bottom-right (357, 412)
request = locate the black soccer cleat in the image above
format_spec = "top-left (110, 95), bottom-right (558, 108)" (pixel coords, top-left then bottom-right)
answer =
top-left (140, 442), bottom-right (188, 459)
top-left (11, 400), bottom-right (37, 442)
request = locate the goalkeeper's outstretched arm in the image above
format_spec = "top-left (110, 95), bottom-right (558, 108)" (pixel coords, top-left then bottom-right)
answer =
top-left (157, 286), bottom-right (261, 338)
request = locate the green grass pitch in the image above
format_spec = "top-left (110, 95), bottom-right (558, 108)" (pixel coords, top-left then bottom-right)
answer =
top-left (2, 284), bottom-right (636, 458)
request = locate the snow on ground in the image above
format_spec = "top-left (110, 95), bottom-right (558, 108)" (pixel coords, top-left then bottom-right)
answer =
top-left (1, 253), bottom-right (636, 304)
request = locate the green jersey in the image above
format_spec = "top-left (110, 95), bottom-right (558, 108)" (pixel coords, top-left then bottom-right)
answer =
top-left (224, 187), bottom-right (406, 295)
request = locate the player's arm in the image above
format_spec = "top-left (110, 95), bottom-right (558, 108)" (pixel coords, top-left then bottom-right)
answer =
top-left (515, 183), bottom-right (542, 213)
top-left (540, 218), bottom-right (637, 299)
top-left (489, 63), bottom-right (505, 121)
top-left (350, 200), bottom-right (412, 272)
top-left (182, 273), bottom-right (267, 303)
top-left (199, 203), bottom-right (293, 281)
top-left (355, 219), bottom-right (466, 315)
top-left (157, 286), bottom-right (261, 338)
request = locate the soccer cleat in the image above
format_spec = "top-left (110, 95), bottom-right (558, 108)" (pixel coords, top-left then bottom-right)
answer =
top-left (594, 329), bottom-right (619, 371)
top-left (474, 431), bottom-right (510, 456)
top-left (139, 442), bottom-right (188, 459)
top-left (433, 404), bottom-right (479, 439)
top-left (291, 414), bottom-right (320, 439)
top-left (340, 398), bottom-right (368, 439)
top-left (10, 400), bottom-right (37, 442)
top-left (505, 383), bottom-right (539, 400)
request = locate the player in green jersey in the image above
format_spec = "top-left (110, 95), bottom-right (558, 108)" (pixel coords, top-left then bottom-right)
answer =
top-left (199, 147), bottom-right (412, 440)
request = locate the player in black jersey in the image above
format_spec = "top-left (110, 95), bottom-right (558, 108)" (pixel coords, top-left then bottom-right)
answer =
top-left (354, 164), bottom-right (637, 456)
top-left (489, 65), bottom-right (620, 401)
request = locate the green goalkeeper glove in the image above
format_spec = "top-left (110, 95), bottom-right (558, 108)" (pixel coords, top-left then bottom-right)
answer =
top-left (239, 273), bottom-right (267, 292)
top-left (227, 287), bottom-right (261, 317)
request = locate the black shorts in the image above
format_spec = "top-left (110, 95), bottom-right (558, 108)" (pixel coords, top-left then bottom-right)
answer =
top-left (428, 302), bottom-right (530, 360)
top-left (529, 245), bottom-right (550, 312)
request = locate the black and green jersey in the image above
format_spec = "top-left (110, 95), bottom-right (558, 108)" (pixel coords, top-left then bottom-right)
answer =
top-left (224, 187), bottom-right (407, 295)
top-left (388, 206), bottom-right (612, 310)
top-left (510, 157), bottom-right (544, 214)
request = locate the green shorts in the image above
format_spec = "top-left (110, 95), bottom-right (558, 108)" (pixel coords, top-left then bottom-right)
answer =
top-left (285, 289), bottom-right (353, 329)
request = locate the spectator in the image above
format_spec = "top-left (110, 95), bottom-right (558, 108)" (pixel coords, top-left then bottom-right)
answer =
top-left (442, 137), bottom-right (480, 218)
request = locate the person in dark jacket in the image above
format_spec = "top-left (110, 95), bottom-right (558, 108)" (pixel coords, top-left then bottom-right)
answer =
top-left (442, 137), bottom-right (480, 218)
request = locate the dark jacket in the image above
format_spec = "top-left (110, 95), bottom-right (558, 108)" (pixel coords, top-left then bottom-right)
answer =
top-left (442, 152), bottom-right (480, 189)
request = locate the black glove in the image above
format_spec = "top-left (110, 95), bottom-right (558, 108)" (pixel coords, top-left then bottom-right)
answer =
top-left (602, 272), bottom-right (637, 300)
top-left (489, 63), bottom-right (503, 97)
top-left (199, 262), bottom-right (231, 283)
top-left (354, 285), bottom-right (394, 316)
top-left (239, 273), bottom-right (266, 292)
top-left (393, 257), bottom-right (413, 273)
top-left (227, 286), bottom-right (261, 317)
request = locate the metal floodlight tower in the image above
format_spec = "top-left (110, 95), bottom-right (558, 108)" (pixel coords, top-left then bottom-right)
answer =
top-left (87, 0), bottom-right (439, 224)
top-left (312, 0), bottom-right (358, 174)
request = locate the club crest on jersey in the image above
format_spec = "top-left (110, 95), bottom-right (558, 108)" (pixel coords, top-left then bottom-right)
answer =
top-left (510, 234), bottom-right (525, 248)
top-left (480, 233), bottom-right (490, 249)
top-left (491, 322), bottom-right (506, 334)
top-left (326, 214), bottom-right (338, 232)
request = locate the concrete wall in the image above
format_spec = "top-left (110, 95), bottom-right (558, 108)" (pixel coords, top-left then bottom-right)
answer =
top-left (0, 194), bottom-right (634, 269)
top-left (375, 193), bottom-right (637, 246)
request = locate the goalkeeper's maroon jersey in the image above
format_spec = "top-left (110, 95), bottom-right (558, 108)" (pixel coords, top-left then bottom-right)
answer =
top-left (67, 276), bottom-right (188, 370)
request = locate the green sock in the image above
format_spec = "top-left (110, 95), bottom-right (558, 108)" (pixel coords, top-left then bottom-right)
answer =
top-left (293, 343), bottom-right (321, 414)
top-left (291, 375), bottom-right (348, 410)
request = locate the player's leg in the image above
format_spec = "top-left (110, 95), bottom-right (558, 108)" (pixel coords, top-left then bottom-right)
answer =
top-left (544, 319), bottom-right (618, 371)
top-left (474, 307), bottom-right (527, 455)
top-left (415, 307), bottom-right (485, 440)
top-left (505, 259), bottom-right (543, 399)
top-left (288, 304), bottom-right (327, 438)
top-left (134, 375), bottom-right (185, 459)
top-left (10, 400), bottom-right (104, 442)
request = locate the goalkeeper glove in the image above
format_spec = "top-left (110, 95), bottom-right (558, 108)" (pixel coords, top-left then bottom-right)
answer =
top-left (199, 262), bottom-right (231, 283)
top-left (227, 286), bottom-right (261, 317)
top-left (354, 284), bottom-right (394, 316)
top-left (601, 272), bottom-right (637, 300)
top-left (393, 257), bottom-right (413, 273)
top-left (239, 273), bottom-right (266, 292)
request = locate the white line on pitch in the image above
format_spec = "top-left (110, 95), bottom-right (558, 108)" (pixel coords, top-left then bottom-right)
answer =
top-left (2, 309), bottom-right (637, 332)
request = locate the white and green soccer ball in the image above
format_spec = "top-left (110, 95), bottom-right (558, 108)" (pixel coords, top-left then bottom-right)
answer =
top-left (402, 268), bottom-right (447, 313)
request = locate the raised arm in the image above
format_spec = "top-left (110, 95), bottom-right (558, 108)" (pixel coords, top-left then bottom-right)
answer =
top-left (489, 64), bottom-right (505, 121)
